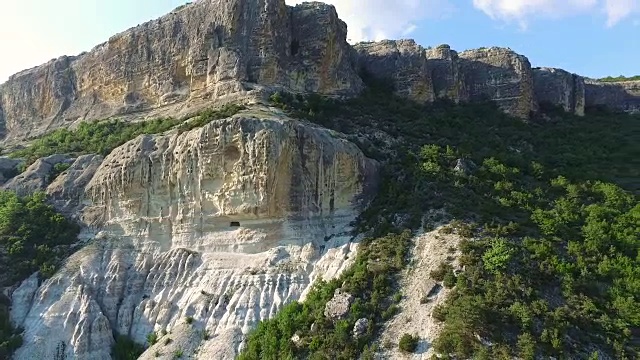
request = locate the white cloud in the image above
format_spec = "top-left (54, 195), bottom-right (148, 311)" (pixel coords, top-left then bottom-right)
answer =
top-left (285, 0), bottom-right (455, 42)
top-left (472, 0), bottom-right (640, 28)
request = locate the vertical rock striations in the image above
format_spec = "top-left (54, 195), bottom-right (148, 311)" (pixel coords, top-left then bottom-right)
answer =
top-left (11, 108), bottom-right (379, 360)
top-left (425, 44), bottom-right (468, 102)
top-left (353, 40), bottom-right (434, 103)
top-left (0, 0), bottom-right (637, 137)
top-left (0, 0), bottom-right (363, 142)
top-left (585, 80), bottom-right (640, 113)
top-left (458, 47), bottom-right (537, 119)
top-left (533, 67), bottom-right (585, 116)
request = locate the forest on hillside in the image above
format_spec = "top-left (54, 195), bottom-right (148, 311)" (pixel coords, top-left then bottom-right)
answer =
top-left (0, 73), bottom-right (638, 359)
top-left (239, 76), bottom-right (639, 360)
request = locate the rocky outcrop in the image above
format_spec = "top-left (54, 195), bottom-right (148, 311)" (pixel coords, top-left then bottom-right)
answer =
top-left (354, 42), bottom-right (538, 118)
top-left (458, 47), bottom-right (537, 119)
top-left (46, 154), bottom-right (104, 216)
top-left (585, 80), bottom-right (640, 113)
top-left (0, 0), bottom-right (363, 142)
top-left (533, 67), bottom-right (585, 116)
top-left (3, 154), bottom-right (75, 196)
top-left (425, 44), bottom-right (468, 102)
top-left (11, 107), bottom-right (378, 360)
top-left (0, 156), bottom-right (22, 184)
top-left (324, 289), bottom-right (353, 320)
top-left (353, 40), bottom-right (434, 103)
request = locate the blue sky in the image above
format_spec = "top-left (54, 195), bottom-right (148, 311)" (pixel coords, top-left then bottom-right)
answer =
top-left (0, 0), bottom-right (638, 83)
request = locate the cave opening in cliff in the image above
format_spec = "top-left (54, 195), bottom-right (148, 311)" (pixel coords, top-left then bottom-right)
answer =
top-left (291, 39), bottom-right (300, 56)
top-left (230, 221), bottom-right (241, 227)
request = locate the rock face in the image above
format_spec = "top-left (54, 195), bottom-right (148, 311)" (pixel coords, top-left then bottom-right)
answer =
top-left (46, 154), bottom-right (104, 216)
top-left (425, 44), bottom-right (468, 102)
top-left (3, 154), bottom-right (75, 196)
top-left (458, 47), bottom-right (537, 119)
top-left (533, 67), bottom-right (585, 116)
top-left (0, 0), bottom-right (363, 142)
top-left (0, 0), bottom-right (637, 141)
top-left (11, 108), bottom-right (378, 360)
top-left (324, 288), bottom-right (353, 320)
top-left (353, 40), bottom-right (434, 103)
top-left (585, 80), bottom-right (640, 113)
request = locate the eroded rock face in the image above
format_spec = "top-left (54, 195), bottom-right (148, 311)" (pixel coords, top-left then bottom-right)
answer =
top-left (533, 67), bottom-right (585, 116)
top-left (585, 80), bottom-right (640, 113)
top-left (0, 0), bottom-right (362, 142)
top-left (354, 40), bottom-right (434, 103)
top-left (3, 154), bottom-right (75, 196)
top-left (459, 47), bottom-right (537, 119)
top-left (46, 154), bottom-right (104, 216)
top-left (425, 44), bottom-right (468, 102)
top-left (11, 108), bottom-right (378, 360)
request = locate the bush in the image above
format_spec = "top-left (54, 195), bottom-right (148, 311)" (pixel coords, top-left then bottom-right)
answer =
top-left (111, 335), bottom-right (144, 360)
top-left (398, 333), bottom-right (419, 353)
top-left (185, 316), bottom-right (194, 324)
top-left (147, 332), bottom-right (158, 345)
top-left (443, 271), bottom-right (457, 288)
top-left (430, 263), bottom-right (454, 282)
top-left (10, 105), bottom-right (245, 169)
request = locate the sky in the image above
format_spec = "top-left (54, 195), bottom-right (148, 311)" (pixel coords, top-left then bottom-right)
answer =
top-left (0, 0), bottom-right (638, 83)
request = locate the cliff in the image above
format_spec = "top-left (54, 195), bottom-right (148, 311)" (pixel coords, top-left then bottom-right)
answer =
top-left (0, 0), bottom-right (638, 142)
top-left (10, 107), bottom-right (379, 359)
top-left (0, 0), bottom-right (362, 142)
top-left (584, 79), bottom-right (640, 113)
top-left (533, 67), bottom-right (585, 116)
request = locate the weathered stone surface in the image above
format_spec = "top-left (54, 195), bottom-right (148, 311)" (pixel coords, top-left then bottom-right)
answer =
top-left (354, 40), bottom-right (434, 103)
top-left (0, 0), bottom-right (363, 142)
top-left (0, 156), bottom-right (22, 184)
top-left (459, 47), bottom-right (537, 119)
top-left (46, 154), bottom-right (104, 216)
top-left (533, 67), bottom-right (585, 116)
top-left (353, 317), bottom-right (369, 338)
top-left (11, 107), bottom-right (378, 360)
top-left (3, 154), bottom-right (75, 196)
top-left (425, 44), bottom-right (468, 102)
top-left (453, 158), bottom-right (476, 175)
top-left (324, 289), bottom-right (353, 320)
top-left (585, 80), bottom-right (640, 113)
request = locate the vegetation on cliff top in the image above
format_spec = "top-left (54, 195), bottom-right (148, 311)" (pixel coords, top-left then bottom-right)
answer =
top-left (239, 74), bottom-right (639, 359)
top-left (597, 75), bottom-right (640, 82)
top-left (9, 104), bottom-right (245, 169)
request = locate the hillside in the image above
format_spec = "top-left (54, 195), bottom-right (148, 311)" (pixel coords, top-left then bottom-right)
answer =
top-left (0, 0), bottom-right (637, 359)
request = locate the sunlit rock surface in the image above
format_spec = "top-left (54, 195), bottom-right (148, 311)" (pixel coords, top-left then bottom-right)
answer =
top-left (11, 107), bottom-right (378, 360)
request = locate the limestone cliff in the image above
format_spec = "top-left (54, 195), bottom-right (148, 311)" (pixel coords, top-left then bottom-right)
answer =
top-left (458, 47), bottom-right (537, 119)
top-left (533, 67), bottom-right (585, 116)
top-left (585, 80), bottom-right (640, 113)
top-left (1, 0), bottom-right (638, 139)
top-left (10, 108), bottom-right (378, 360)
top-left (0, 0), bottom-right (362, 142)
top-left (353, 40), bottom-right (434, 103)
top-left (425, 44), bottom-right (468, 102)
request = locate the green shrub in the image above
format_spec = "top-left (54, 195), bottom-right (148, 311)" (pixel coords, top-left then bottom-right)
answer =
top-left (147, 332), bottom-right (158, 345)
top-left (50, 162), bottom-right (71, 180)
top-left (185, 316), bottom-right (194, 324)
top-left (10, 105), bottom-right (244, 169)
top-left (442, 271), bottom-right (457, 288)
top-left (398, 333), bottom-right (419, 353)
top-left (430, 263), bottom-right (454, 282)
top-left (173, 349), bottom-right (184, 359)
top-left (111, 335), bottom-right (144, 360)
